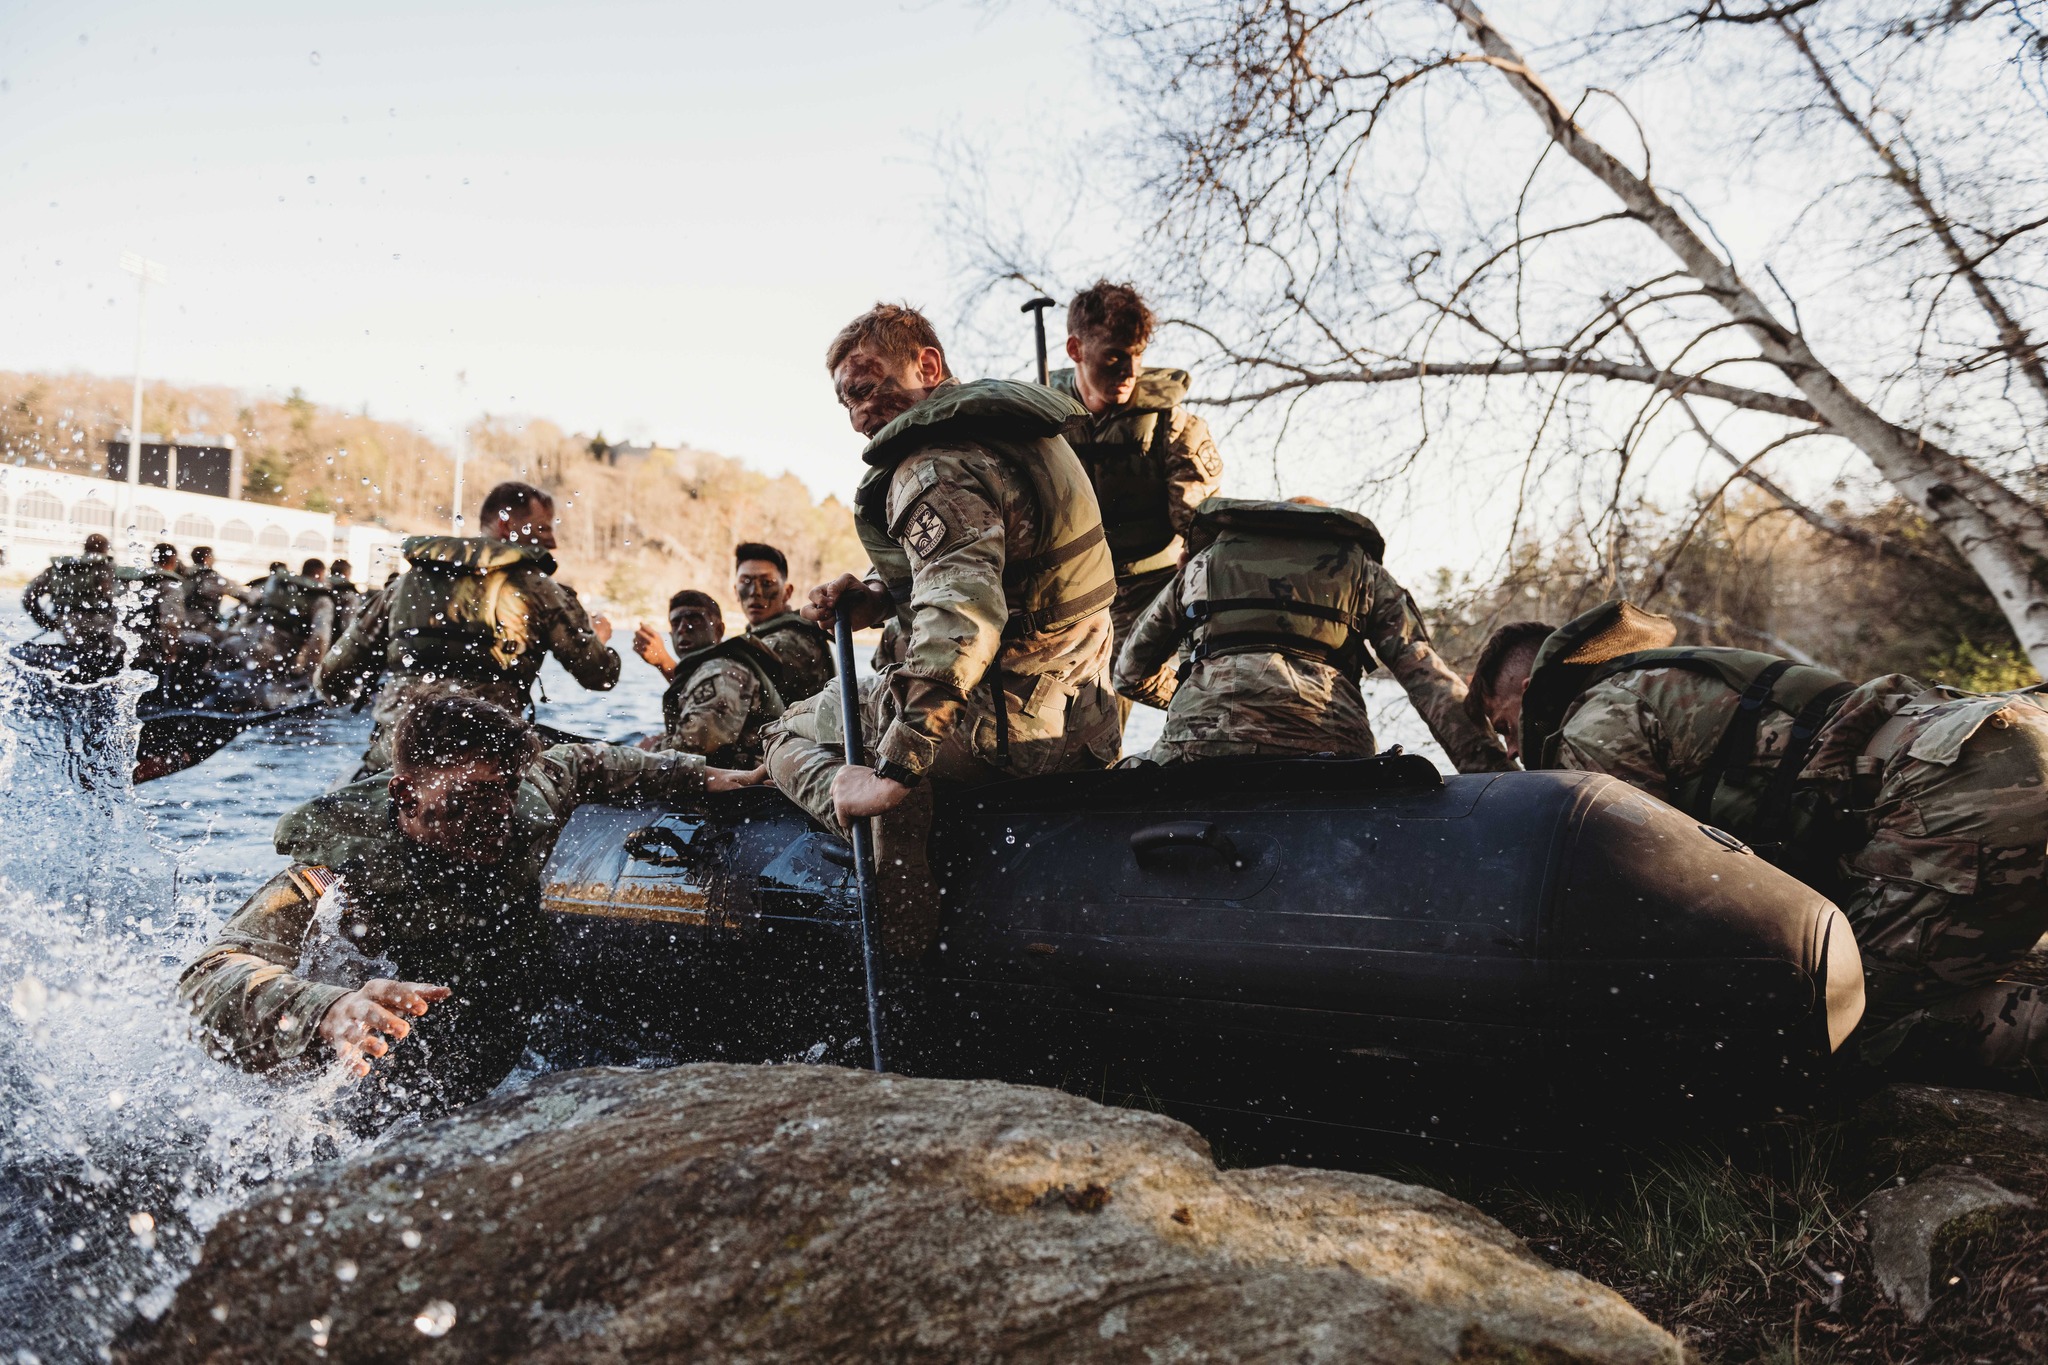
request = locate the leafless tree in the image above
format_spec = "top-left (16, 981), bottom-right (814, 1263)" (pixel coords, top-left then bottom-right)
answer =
top-left (968, 1), bottom-right (2048, 667)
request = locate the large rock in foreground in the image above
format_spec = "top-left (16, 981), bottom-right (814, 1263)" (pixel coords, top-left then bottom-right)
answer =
top-left (125, 1064), bottom-right (1679, 1364)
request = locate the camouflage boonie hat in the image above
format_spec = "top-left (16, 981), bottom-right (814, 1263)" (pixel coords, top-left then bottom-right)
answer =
top-left (1519, 600), bottom-right (1679, 765)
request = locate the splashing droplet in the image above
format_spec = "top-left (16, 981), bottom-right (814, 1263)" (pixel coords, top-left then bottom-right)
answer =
top-left (413, 1300), bottom-right (456, 1337)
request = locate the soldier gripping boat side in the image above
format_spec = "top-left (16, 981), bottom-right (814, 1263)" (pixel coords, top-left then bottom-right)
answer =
top-left (177, 693), bottom-right (760, 1129)
top-left (319, 480), bottom-right (620, 775)
top-left (762, 303), bottom-right (1121, 954)
top-left (1047, 281), bottom-right (1224, 674)
top-left (1114, 497), bottom-right (1511, 773)
top-left (1468, 600), bottom-right (2048, 1073)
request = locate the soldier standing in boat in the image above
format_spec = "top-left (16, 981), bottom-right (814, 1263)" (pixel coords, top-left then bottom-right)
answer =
top-left (179, 545), bottom-right (254, 638)
top-left (762, 303), bottom-right (1121, 955)
top-left (23, 533), bottom-right (122, 674)
top-left (239, 558), bottom-right (336, 676)
top-left (1114, 497), bottom-right (1512, 772)
top-left (1467, 600), bottom-right (2048, 1074)
top-left (177, 694), bottom-right (761, 1129)
top-left (320, 480), bottom-right (619, 775)
top-left (1047, 281), bottom-right (1224, 695)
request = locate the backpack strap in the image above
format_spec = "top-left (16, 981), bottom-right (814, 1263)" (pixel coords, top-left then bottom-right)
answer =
top-left (1687, 659), bottom-right (1795, 822)
top-left (1753, 679), bottom-right (1857, 843)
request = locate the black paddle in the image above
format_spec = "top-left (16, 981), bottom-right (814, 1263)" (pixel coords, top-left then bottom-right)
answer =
top-left (834, 599), bottom-right (888, 1074)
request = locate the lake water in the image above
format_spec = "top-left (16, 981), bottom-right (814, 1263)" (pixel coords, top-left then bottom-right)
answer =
top-left (0, 603), bottom-right (1444, 1361)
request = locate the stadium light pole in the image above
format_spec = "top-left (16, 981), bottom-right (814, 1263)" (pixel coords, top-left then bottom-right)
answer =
top-left (452, 369), bottom-right (467, 535)
top-left (120, 253), bottom-right (167, 494)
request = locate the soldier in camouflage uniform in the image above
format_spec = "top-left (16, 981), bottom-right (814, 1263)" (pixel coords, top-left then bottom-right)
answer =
top-left (731, 541), bottom-right (835, 694)
top-left (1468, 600), bottom-right (2048, 1072)
top-left (178, 694), bottom-right (758, 1129)
top-left (763, 304), bottom-right (1121, 954)
top-left (1114, 497), bottom-right (1512, 772)
top-left (179, 546), bottom-right (254, 638)
top-left (320, 480), bottom-right (619, 776)
top-left (1048, 281), bottom-right (1224, 688)
top-left (632, 545), bottom-right (834, 766)
top-left (633, 590), bottom-right (777, 765)
top-left (23, 533), bottom-right (123, 676)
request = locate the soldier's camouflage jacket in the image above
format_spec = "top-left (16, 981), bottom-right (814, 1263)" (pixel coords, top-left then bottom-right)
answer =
top-left (1553, 665), bottom-right (2048, 1028)
top-left (178, 742), bottom-right (707, 1072)
top-left (1048, 366), bottom-right (1224, 643)
top-left (318, 544), bottom-right (619, 772)
top-left (746, 610), bottom-right (834, 699)
top-left (1113, 498), bottom-right (1513, 773)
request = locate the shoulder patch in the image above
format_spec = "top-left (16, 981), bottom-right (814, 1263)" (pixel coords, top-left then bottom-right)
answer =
top-left (287, 864), bottom-right (342, 903)
top-left (902, 500), bottom-right (952, 560)
top-left (688, 677), bottom-right (721, 707)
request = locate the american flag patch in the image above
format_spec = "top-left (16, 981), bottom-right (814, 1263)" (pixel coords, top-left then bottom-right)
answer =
top-left (290, 864), bottom-right (343, 901)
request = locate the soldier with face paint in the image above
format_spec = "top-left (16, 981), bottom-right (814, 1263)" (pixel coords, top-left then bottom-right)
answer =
top-left (177, 694), bottom-right (761, 1129)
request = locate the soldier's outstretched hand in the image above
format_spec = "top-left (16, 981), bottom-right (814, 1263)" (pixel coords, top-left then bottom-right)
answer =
top-left (318, 978), bottom-right (452, 1078)
top-left (803, 574), bottom-right (889, 631)
top-left (590, 614), bottom-right (614, 646)
top-left (633, 621), bottom-right (678, 678)
top-left (706, 764), bottom-right (770, 793)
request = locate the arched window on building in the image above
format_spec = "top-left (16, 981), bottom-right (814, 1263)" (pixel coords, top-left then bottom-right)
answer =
top-left (293, 530), bottom-right (327, 552)
top-left (174, 514), bottom-right (215, 539)
top-left (17, 490), bottom-right (62, 525)
top-left (70, 497), bottom-right (114, 531)
top-left (258, 524), bottom-right (291, 551)
top-left (220, 520), bottom-right (254, 545)
top-left (130, 505), bottom-right (166, 538)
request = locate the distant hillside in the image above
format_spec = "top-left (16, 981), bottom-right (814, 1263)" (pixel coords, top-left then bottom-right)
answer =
top-left (0, 371), bottom-right (868, 619)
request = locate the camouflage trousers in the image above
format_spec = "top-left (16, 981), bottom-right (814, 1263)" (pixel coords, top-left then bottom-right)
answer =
top-left (1109, 566), bottom-right (1178, 728)
top-left (352, 674), bottom-right (533, 777)
top-left (1844, 690), bottom-right (2048, 1069)
top-left (1149, 651), bottom-right (1377, 765)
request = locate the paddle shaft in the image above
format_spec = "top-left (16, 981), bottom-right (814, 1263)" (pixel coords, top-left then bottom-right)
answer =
top-left (834, 602), bottom-right (888, 1074)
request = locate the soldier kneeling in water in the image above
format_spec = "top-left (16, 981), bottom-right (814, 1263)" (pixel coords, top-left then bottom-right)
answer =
top-left (177, 694), bottom-right (763, 1129)
top-left (1467, 600), bottom-right (2048, 1075)
top-left (1113, 496), bottom-right (1511, 773)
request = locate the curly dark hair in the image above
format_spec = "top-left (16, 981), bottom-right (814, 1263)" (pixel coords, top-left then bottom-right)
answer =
top-left (392, 694), bottom-right (539, 774)
top-left (1067, 280), bottom-right (1155, 348)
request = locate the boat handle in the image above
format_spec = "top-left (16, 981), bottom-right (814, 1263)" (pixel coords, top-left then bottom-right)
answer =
top-left (1129, 820), bottom-right (1239, 864)
top-left (624, 825), bottom-right (697, 867)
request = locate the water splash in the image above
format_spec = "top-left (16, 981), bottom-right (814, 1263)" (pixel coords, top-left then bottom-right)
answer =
top-left (0, 649), bottom-right (359, 1361)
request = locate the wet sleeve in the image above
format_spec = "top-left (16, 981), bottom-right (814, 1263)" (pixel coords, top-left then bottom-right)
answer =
top-left (532, 741), bottom-right (709, 812)
top-left (318, 586), bottom-right (392, 703)
top-left (657, 661), bottom-right (758, 757)
top-left (1163, 408), bottom-right (1224, 539)
top-left (177, 870), bottom-right (351, 1073)
top-left (1364, 565), bottom-right (1515, 775)
top-left (1113, 569), bottom-right (1187, 708)
top-left (22, 568), bottom-right (54, 628)
top-left (874, 448), bottom-right (1011, 776)
top-left (1554, 680), bottom-right (1673, 801)
top-left (304, 596), bottom-right (336, 663)
top-left (535, 576), bottom-right (621, 692)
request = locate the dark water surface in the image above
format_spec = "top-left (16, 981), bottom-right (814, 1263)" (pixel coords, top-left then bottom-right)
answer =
top-left (0, 601), bottom-right (1438, 1361)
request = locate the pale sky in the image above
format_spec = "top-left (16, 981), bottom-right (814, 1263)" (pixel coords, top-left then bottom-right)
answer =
top-left (1, 0), bottom-right (1108, 495)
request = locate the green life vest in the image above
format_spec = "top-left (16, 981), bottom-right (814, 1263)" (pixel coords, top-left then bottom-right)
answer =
top-left (1048, 366), bottom-right (1188, 577)
top-left (855, 379), bottom-right (1116, 640)
top-left (255, 571), bottom-right (331, 627)
top-left (384, 536), bottom-right (552, 684)
top-left (1178, 498), bottom-right (1388, 677)
top-left (44, 554), bottom-right (116, 614)
top-left (1521, 604), bottom-right (1857, 860)
top-left (745, 610), bottom-right (834, 701)
top-left (663, 635), bottom-right (798, 733)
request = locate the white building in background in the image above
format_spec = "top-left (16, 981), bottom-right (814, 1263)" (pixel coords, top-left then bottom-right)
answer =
top-left (0, 464), bottom-right (407, 585)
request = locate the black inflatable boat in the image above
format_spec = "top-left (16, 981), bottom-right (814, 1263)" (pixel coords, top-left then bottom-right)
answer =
top-left (541, 753), bottom-right (1864, 1155)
